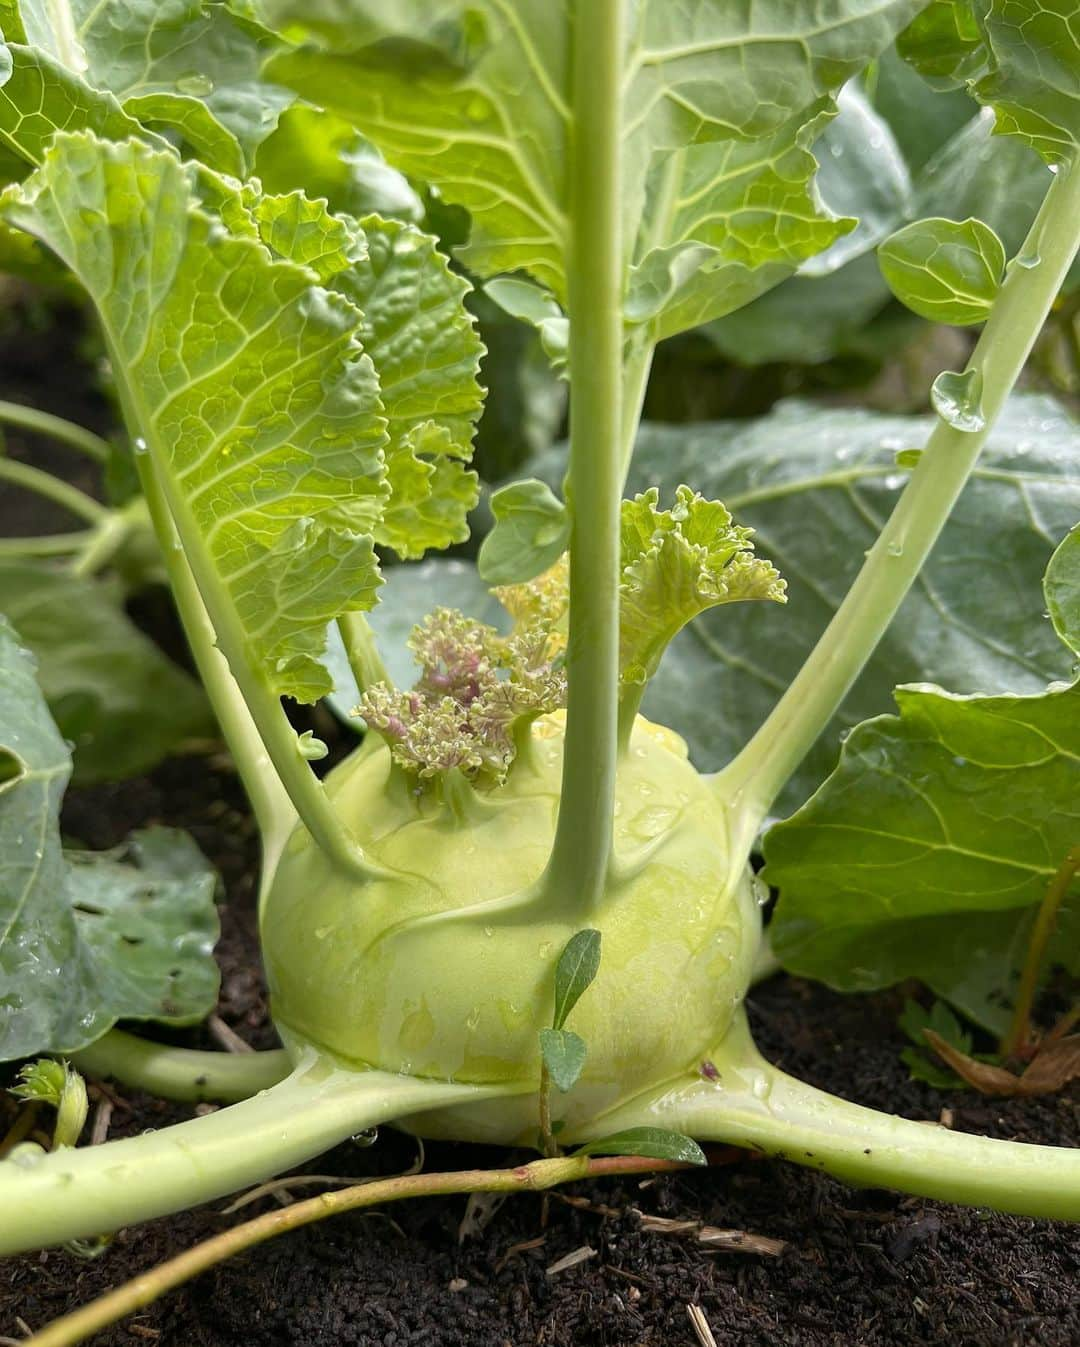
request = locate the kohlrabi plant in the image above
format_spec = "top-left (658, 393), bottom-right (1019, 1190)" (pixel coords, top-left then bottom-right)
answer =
top-left (1, 0), bottom-right (1079, 1284)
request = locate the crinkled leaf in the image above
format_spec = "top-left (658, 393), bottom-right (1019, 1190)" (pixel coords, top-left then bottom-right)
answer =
top-left (15, 0), bottom-right (295, 173)
top-left (575, 1128), bottom-right (707, 1165)
top-left (0, 560), bottom-right (212, 783)
top-left (797, 85), bottom-right (913, 279)
top-left (765, 532), bottom-right (1080, 1039)
top-left (0, 37), bottom-right (160, 175)
top-left (552, 928), bottom-right (601, 1031)
top-left (619, 486), bottom-right (784, 686)
top-left (329, 217), bottom-right (483, 558)
top-left (1045, 523), bottom-right (1080, 653)
top-left (539, 1027), bottom-right (586, 1093)
top-left (878, 216), bottom-right (1005, 324)
top-left (263, 0), bottom-right (922, 333)
top-left (585, 396), bottom-right (1080, 810)
top-left (3, 133), bottom-right (388, 702)
top-left (478, 479), bottom-right (569, 586)
top-left (0, 616), bottom-right (219, 1061)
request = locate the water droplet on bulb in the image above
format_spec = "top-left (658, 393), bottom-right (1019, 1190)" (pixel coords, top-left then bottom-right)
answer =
top-left (351, 1127), bottom-right (379, 1148)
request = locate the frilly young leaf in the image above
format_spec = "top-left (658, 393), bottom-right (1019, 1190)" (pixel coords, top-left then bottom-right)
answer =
top-left (619, 486), bottom-right (784, 686)
top-left (478, 479), bottom-right (570, 586)
top-left (0, 616), bottom-right (219, 1063)
top-left (262, 0), bottom-right (924, 335)
top-left (539, 1027), bottom-right (587, 1093)
top-left (765, 528), bottom-right (1080, 1036)
top-left (607, 397), bottom-right (1080, 811)
top-left (878, 216), bottom-right (1006, 324)
top-left (2, 133), bottom-right (402, 703)
top-left (0, 560), bottom-right (213, 784)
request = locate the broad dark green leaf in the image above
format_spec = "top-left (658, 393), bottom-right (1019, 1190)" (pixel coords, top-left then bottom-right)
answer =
top-left (618, 396), bottom-right (1080, 810)
top-left (878, 216), bottom-right (1005, 324)
top-left (478, 480), bottom-right (569, 586)
top-left (552, 928), bottom-right (601, 1031)
top-left (764, 678), bottom-right (1080, 1033)
top-left (575, 1128), bottom-right (707, 1165)
top-left (263, 1), bottom-right (922, 336)
top-left (0, 561), bottom-right (212, 783)
top-left (539, 1027), bottom-right (586, 1093)
top-left (0, 616), bottom-right (219, 1062)
top-left (765, 528), bottom-right (1080, 1035)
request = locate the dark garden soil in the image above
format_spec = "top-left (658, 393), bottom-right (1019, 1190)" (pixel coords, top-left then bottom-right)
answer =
top-left (1, 306), bottom-right (1078, 1347)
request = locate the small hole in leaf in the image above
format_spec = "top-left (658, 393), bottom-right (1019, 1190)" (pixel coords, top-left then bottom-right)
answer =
top-left (0, 750), bottom-right (23, 786)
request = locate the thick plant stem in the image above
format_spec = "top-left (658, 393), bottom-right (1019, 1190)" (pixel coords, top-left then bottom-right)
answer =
top-left (131, 458), bottom-right (296, 865)
top-left (0, 399), bottom-right (110, 462)
top-left (0, 1057), bottom-right (510, 1256)
top-left (24, 1155), bottom-right (690, 1347)
top-left (338, 610), bottom-right (392, 692)
top-left (544, 0), bottom-right (624, 911)
top-left (0, 455), bottom-right (107, 523)
top-left (71, 1029), bottom-right (292, 1104)
top-left (589, 1011), bottom-right (1080, 1221)
top-left (1002, 843), bottom-right (1080, 1057)
top-left (717, 163), bottom-right (1080, 829)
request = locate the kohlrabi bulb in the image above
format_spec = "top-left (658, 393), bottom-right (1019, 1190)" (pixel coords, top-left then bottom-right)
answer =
top-left (262, 714), bottom-right (759, 1143)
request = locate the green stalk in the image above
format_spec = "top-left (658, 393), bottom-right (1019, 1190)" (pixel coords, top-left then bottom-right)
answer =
top-left (27, 1154), bottom-right (688, 1347)
top-left (717, 162), bottom-right (1080, 832)
top-left (132, 451), bottom-right (371, 883)
top-left (0, 1057), bottom-right (512, 1256)
top-left (589, 1010), bottom-right (1080, 1221)
top-left (0, 455), bottom-right (107, 523)
top-left (544, 0), bottom-right (624, 910)
top-left (337, 610), bottom-right (392, 692)
top-left (0, 531), bottom-right (94, 557)
top-left (0, 399), bottom-right (110, 462)
top-left (71, 1029), bottom-right (292, 1104)
top-left (132, 456), bottom-right (296, 868)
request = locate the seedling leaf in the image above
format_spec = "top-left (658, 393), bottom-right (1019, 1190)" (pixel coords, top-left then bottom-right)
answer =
top-left (552, 928), bottom-right (601, 1031)
top-left (539, 1028), bottom-right (587, 1093)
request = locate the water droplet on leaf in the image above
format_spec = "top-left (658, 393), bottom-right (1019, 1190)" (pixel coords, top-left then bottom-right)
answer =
top-left (177, 73), bottom-right (214, 95)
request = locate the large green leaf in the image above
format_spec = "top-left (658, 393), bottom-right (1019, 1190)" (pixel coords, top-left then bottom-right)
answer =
top-left (5, 134), bottom-right (481, 702)
top-left (11, 0), bottom-right (294, 174)
top-left (263, 1), bottom-right (922, 335)
top-left (0, 615), bottom-right (219, 1062)
top-left (764, 526), bottom-right (1080, 1034)
top-left (604, 396), bottom-right (1080, 810)
top-left (0, 561), bottom-right (212, 783)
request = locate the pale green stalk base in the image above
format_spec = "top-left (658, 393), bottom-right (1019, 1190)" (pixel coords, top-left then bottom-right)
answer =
top-left (0, 1056), bottom-right (511, 1255)
top-left (71, 1029), bottom-right (292, 1104)
top-left (719, 160), bottom-right (1080, 834)
top-left (590, 1011), bottom-right (1080, 1221)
